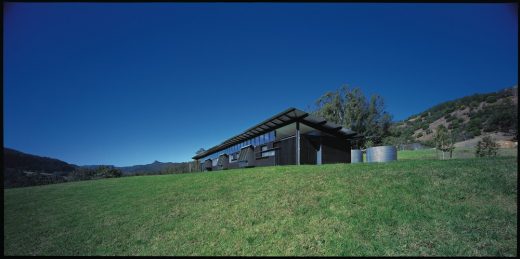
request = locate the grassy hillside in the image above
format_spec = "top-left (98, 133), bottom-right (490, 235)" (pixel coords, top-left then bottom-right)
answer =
top-left (4, 156), bottom-right (517, 256)
top-left (388, 86), bottom-right (518, 146)
top-left (397, 147), bottom-right (518, 161)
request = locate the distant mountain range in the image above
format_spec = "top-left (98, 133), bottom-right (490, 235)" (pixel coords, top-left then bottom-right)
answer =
top-left (3, 148), bottom-right (190, 176)
top-left (116, 160), bottom-right (189, 175)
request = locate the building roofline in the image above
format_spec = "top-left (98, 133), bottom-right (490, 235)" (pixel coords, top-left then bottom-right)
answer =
top-left (192, 107), bottom-right (360, 160)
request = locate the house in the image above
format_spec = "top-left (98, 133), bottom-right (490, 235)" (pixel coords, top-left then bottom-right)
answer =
top-left (192, 107), bottom-right (362, 171)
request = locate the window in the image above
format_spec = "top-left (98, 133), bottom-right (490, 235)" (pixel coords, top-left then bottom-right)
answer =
top-left (261, 145), bottom-right (275, 157)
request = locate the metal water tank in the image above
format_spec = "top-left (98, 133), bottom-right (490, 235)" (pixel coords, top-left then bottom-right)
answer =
top-left (366, 146), bottom-right (397, 163)
top-left (351, 149), bottom-right (363, 163)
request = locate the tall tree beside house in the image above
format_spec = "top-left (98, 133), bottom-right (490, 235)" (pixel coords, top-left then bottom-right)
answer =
top-left (312, 85), bottom-right (391, 147)
top-left (365, 94), bottom-right (392, 145)
top-left (314, 88), bottom-right (345, 125)
top-left (343, 87), bottom-right (369, 135)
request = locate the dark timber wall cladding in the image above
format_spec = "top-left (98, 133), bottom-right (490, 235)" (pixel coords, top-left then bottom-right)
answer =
top-left (253, 144), bottom-right (276, 167)
top-left (321, 136), bottom-right (350, 164)
top-left (273, 136), bottom-right (296, 165)
top-left (204, 159), bottom-right (213, 171)
top-left (300, 135), bottom-right (320, 165)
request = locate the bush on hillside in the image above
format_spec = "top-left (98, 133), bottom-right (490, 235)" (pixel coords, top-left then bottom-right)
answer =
top-left (475, 136), bottom-right (498, 157)
top-left (486, 95), bottom-right (497, 103)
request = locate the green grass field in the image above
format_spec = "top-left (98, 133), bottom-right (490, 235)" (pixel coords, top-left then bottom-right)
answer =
top-left (4, 154), bottom-right (517, 256)
top-left (397, 147), bottom-right (518, 161)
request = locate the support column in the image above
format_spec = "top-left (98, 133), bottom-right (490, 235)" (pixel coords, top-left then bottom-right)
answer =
top-left (317, 136), bottom-right (322, 165)
top-left (296, 121), bottom-right (300, 165)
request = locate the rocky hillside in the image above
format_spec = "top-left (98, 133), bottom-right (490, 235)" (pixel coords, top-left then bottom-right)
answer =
top-left (389, 86), bottom-right (518, 147)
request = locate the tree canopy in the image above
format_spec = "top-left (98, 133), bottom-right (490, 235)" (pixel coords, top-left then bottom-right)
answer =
top-left (312, 85), bottom-right (392, 147)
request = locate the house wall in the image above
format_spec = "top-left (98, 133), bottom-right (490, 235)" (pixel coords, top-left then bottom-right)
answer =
top-left (198, 121), bottom-right (354, 171)
top-left (300, 135), bottom-right (320, 165)
top-left (321, 136), bottom-right (350, 164)
top-left (273, 136), bottom-right (296, 165)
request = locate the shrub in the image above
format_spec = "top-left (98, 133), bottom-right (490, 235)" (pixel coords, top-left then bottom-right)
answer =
top-left (471, 128), bottom-right (482, 137)
top-left (486, 95), bottom-right (497, 103)
top-left (475, 136), bottom-right (498, 157)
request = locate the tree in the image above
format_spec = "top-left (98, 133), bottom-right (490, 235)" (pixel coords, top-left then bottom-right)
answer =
top-left (364, 94), bottom-right (391, 144)
top-left (312, 85), bottom-right (392, 148)
top-left (97, 166), bottom-right (122, 178)
top-left (314, 88), bottom-right (346, 126)
top-left (433, 125), bottom-right (455, 159)
top-left (475, 136), bottom-right (498, 157)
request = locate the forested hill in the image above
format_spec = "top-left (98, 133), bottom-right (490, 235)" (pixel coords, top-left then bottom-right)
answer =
top-left (4, 147), bottom-right (191, 177)
top-left (388, 86), bottom-right (518, 145)
top-left (4, 148), bottom-right (78, 174)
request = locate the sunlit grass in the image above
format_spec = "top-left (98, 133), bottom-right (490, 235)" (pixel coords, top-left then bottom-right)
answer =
top-left (4, 156), bottom-right (517, 256)
top-left (397, 147), bottom-right (517, 160)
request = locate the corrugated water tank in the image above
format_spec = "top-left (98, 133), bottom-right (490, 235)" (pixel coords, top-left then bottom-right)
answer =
top-left (366, 146), bottom-right (397, 163)
top-left (351, 149), bottom-right (363, 163)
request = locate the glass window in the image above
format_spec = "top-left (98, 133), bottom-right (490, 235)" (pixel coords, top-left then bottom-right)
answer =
top-left (261, 145), bottom-right (275, 157)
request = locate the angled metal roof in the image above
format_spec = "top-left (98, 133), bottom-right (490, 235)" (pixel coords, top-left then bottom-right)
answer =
top-left (192, 107), bottom-right (361, 160)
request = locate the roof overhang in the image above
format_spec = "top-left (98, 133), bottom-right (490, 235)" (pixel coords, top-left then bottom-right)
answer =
top-left (192, 107), bottom-right (361, 159)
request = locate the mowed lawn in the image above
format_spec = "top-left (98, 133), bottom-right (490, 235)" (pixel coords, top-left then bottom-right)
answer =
top-left (397, 147), bottom-right (518, 161)
top-left (4, 157), bottom-right (517, 256)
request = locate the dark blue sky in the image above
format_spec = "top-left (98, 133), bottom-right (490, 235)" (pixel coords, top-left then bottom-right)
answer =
top-left (4, 3), bottom-right (518, 166)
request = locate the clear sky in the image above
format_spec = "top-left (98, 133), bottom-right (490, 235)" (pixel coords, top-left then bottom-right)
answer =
top-left (3, 3), bottom-right (518, 166)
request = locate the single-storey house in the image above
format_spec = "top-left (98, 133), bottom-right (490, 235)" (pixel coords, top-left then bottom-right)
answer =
top-left (192, 107), bottom-right (362, 171)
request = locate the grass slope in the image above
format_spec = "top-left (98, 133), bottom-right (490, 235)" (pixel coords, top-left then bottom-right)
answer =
top-left (397, 147), bottom-right (518, 161)
top-left (4, 157), bottom-right (517, 256)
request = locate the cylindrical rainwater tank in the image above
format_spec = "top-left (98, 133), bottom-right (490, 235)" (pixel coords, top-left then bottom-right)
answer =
top-left (351, 149), bottom-right (363, 163)
top-left (366, 146), bottom-right (397, 163)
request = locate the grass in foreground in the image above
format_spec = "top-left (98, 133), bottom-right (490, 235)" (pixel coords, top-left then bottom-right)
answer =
top-left (4, 157), bottom-right (517, 256)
